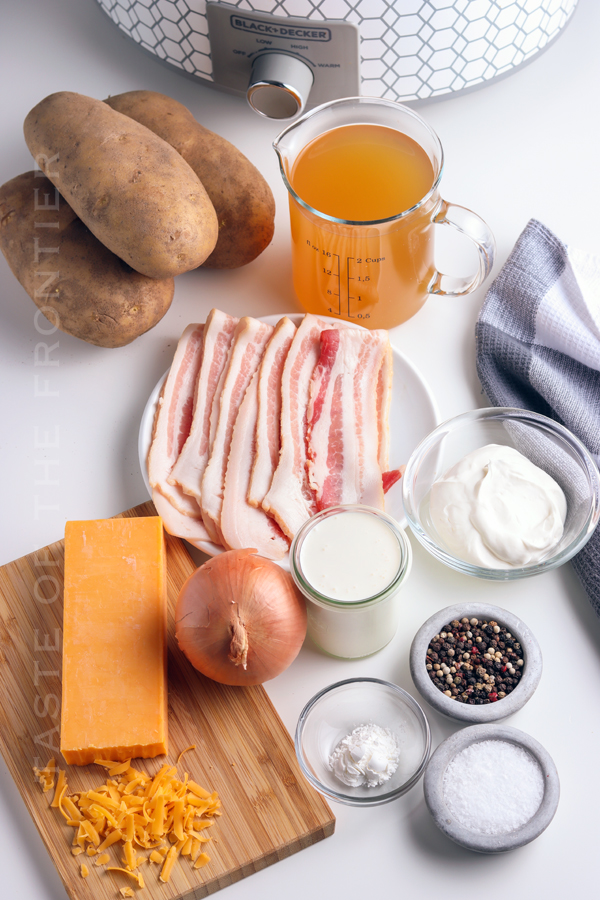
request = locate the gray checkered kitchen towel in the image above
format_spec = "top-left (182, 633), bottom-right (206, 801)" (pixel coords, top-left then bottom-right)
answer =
top-left (475, 218), bottom-right (600, 613)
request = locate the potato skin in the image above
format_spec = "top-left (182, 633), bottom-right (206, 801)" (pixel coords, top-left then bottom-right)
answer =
top-left (105, 91), bottom-right (275, 269)
top-left (0, 172), bottom-right (174, 348)
top-left (23, 92), bottom-right (218, 278)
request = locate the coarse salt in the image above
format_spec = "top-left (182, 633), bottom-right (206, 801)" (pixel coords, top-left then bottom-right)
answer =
top-left (443, 740), bottom-right (544, 834)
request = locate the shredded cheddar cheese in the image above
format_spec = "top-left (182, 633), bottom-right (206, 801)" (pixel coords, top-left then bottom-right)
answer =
top-left (33, 758), bottom-right (56, 793)
top-left (33, 758), bottom-right (221, 889)
top-left (177, 745), bottom-right (196, 763)
top-left (51, 768), bottom-right (67, 807)
top-left (106, 866), bottom-right (145, 888)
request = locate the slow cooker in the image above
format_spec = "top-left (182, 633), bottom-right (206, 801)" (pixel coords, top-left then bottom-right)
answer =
top-left (97, 0), bottom-right (578, 118)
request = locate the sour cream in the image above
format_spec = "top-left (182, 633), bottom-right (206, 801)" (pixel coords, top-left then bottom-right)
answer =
top-left (429, 444), bottom-right (567, 568)
top-left (299, 510), bottom-right (402, 601)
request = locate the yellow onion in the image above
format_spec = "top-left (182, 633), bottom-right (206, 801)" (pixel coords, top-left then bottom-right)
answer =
top-left (175, 549), bottom-right (307, 686)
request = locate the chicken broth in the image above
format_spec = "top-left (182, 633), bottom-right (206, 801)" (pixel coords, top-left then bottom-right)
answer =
top-left (290, 124), bottom-right (434, 222)
top-left (288, 124), bottom-right (437, 329)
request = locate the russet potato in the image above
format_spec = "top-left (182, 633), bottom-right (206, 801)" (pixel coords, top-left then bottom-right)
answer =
top-left (0, 172), bottom-right (174, 348)
top-left (104, 91), bottom-right (275, 269)
top-left (23, 92), bottom-right (218, 279)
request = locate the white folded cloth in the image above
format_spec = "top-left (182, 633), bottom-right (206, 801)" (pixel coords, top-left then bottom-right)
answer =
top-left (476, 219), bottom-right (600, 612)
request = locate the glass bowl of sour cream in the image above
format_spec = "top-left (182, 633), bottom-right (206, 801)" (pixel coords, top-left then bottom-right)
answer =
top-left (402, 407), bottom-right (600, 580)
top-left (295, 678), bottom-right (431, 807)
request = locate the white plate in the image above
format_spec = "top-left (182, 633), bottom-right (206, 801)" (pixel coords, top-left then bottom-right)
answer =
top-left (138, 314), bottom-right (440, 558)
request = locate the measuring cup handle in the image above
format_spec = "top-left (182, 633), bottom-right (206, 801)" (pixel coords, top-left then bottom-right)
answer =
top-left (429, 199), bottom-right (496, 296)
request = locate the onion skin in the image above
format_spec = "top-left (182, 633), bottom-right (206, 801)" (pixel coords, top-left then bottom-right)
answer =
top-left (175, 549), bottom-right (307, 686)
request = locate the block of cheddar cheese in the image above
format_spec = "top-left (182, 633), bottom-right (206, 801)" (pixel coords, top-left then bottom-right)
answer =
top-left (61, 517), bottom-right (168, 766)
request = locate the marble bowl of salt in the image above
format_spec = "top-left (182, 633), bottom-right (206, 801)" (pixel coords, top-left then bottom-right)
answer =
top-left (424, 724), bottom-right (559, 852)
top-left (295, 678), bottom-right (431, 807)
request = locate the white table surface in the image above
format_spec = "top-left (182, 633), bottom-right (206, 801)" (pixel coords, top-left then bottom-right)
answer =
top-left (2, 1), bottom-right (600, 897)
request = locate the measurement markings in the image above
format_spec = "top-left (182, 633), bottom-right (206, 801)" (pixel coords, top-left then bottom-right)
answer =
top-left (346, 257), bottom-right (355, 318)
top-left (323, 250), bottom-right (341, 316)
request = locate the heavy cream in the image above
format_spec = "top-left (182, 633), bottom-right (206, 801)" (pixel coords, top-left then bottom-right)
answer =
top-left (429, 444), bottom-right (567, 568)
top-left (291, 507), bottom-right (411, 659)
top-left (299, 510), bottom-right (402, 601)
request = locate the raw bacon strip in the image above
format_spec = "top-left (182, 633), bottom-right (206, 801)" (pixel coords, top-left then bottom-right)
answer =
top-left (306, 328), bottom-right (391, 511)
top-left (382, 466), bottom-right (405, 493)
top-left (152, 490), bottom-right (214, 549)
top-left (377, 340), bottom-right (393, 473)
top-left (247, 316), bottom-right (296, 509)
top-left (169, 309), bottom-right (238, 502)
top-left (221, 370), bottom-right (289, 560)
top-left (200, 316), bottom-right (274, 544)
top-left (147, 323), bottom-right (207, 520)
top-left (377, 341), bottom-right (404, 492)
top-left (263, 315), bottom-right (351, 539)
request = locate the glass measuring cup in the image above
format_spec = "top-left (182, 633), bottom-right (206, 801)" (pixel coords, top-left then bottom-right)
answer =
top-left (273, 97), bottom-right (495, 330)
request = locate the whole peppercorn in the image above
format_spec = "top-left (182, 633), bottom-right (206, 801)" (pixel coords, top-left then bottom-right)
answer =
top-left (425, 617), bottom-right (525, 705)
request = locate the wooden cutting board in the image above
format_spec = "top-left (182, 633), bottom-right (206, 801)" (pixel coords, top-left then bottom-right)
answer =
top-left (0, 501), bottom-right (335, 900)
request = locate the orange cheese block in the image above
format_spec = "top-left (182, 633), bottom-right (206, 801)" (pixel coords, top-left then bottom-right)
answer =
top-left (61, 517), bottom-right (168, 766)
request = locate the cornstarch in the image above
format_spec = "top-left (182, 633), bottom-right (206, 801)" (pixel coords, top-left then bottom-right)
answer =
top-left (329, 724), bottom-right (400, 788)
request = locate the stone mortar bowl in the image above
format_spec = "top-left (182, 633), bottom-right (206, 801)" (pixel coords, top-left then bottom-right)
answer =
top-left (410, 603), bottom-right (542, 723)
top-left (423, 723), bottom-right (560, 852)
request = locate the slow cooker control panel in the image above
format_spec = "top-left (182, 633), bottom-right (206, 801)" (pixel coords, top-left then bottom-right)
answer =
top-left (206, 2), bottom-right (360, 118)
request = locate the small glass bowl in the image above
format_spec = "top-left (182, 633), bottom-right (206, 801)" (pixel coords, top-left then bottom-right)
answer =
top-left (402, 407), bottom-right (600, 580)
top-left (295, 678), bottom-right (431, 807)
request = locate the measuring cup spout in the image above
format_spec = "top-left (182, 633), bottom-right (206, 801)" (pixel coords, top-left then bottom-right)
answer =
top-left (272, 115), bottom-right (307, 196)
top-left (272, 137), bottom-right (288, 190)
top-left (274, 100), bottom-right (358, 196)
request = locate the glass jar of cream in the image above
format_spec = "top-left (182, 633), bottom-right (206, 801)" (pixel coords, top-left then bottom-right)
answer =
top-left (290, 505), bottom-right (412, 659)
